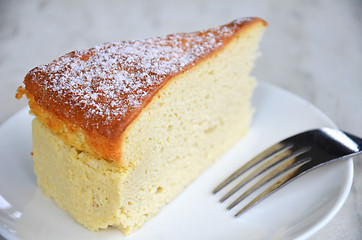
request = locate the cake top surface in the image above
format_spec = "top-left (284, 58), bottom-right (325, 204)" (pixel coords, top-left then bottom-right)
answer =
top-left (22, 17), bottom-right (265, 140)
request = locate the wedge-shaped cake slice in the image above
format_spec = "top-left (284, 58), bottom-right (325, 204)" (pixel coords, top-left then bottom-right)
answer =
top-left (16, 17), bottom-right (267, 234)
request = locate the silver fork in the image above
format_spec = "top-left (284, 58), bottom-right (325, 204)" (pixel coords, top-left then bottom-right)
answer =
top-left (213, 127), bottom-right (362, 217)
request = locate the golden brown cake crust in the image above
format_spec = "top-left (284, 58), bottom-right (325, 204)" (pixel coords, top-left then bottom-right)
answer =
top-left (18, 17), bottom-right (267, 164)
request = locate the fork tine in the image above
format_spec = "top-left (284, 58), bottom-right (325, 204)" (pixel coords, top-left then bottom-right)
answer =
top-left (220, 144), bottom-right (295, 202)
top-left (227, 153), bottom-right (311, 211)
top-left (234, 157), bottom-right (311, 217)
top-left (213, 142), bottom-right (293, 194)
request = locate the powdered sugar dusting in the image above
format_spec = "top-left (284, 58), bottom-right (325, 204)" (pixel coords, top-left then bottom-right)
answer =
top-left (26, 18), bottom-right (252, 137)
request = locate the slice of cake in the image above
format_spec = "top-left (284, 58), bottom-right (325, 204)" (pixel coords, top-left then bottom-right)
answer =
top-left (16, 17), bottom-right (267, 235)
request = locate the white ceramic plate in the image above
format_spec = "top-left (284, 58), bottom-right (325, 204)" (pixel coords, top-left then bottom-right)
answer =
top-left (0, 82), bottom-right (353, 240)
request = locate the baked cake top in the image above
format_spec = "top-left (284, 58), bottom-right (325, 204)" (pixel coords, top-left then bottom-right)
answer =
top-left (18, 17), bottom-right (266, 141)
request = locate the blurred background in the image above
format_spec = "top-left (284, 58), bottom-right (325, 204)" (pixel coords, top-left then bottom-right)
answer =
top-left (0, 0), bottom-right (361, 239)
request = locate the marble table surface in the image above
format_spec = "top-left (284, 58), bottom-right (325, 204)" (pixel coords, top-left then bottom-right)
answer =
top-left (0, 0), bottom-right (361, 239)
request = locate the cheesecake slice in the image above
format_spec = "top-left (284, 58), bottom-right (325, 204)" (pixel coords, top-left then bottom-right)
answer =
top-left (16, 17), bottom-right (267, 235)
